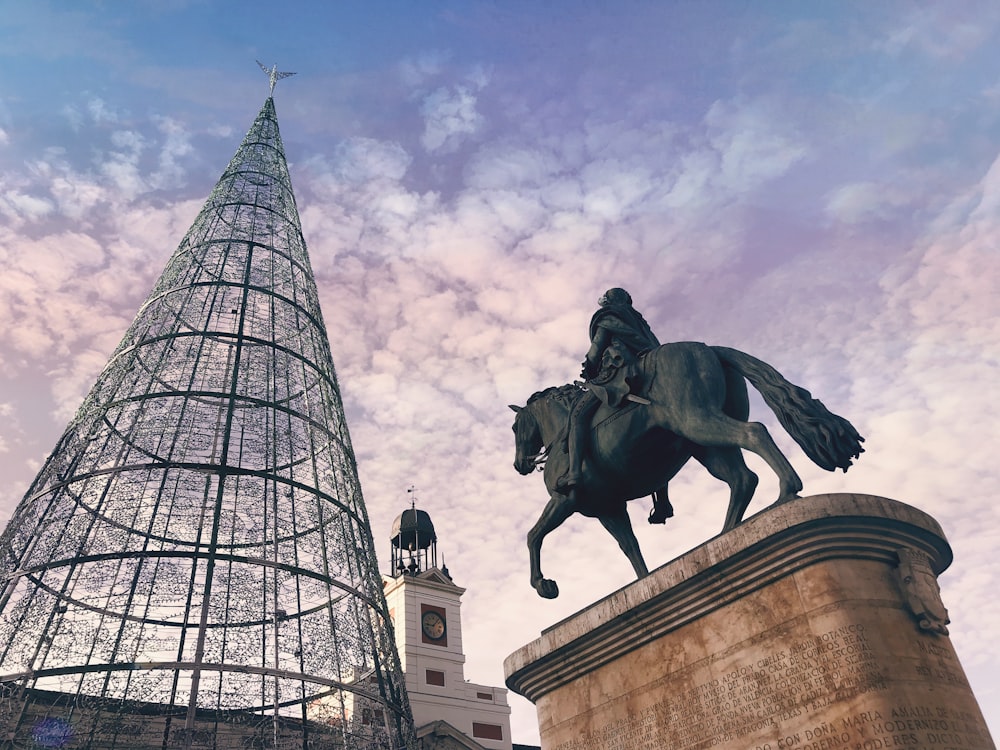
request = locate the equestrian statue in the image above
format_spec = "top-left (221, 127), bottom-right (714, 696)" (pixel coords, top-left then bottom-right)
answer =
top-left (509, 288), bottom-right (864, 599)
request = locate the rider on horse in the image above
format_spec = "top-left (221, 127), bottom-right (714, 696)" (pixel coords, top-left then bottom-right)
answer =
top-left (583, 288), bottom-right (660, 385)
top-left (513, 291), bottom-right (864, 597)
top-left (557, 288), bottom-right (664, 510)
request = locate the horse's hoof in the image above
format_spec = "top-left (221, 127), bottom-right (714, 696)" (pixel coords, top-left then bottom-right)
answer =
top-left (647, 511), bottom-right (668, 525)
top-left (533, 579), bottom-right (559, 599)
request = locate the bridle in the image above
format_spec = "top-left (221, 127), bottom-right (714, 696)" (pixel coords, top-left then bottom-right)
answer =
top-left (513, 405), bottom-right (548, 472)
top-left (526, 447), bottom-right (548, 471)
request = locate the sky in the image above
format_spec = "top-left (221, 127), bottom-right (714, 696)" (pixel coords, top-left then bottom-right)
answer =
top-left (1, 1), bottom-right (998, 744)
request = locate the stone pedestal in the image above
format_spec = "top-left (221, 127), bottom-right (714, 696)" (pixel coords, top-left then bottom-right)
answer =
top-left (504, 494), bottom-right (995, 750)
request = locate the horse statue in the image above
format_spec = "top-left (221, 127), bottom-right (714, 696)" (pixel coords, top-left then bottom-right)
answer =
top-left (509, 342), bottom-right (864, 599)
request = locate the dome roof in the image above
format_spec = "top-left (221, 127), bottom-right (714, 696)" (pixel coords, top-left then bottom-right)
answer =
top-left (390, 508), bottom-right (436, 551)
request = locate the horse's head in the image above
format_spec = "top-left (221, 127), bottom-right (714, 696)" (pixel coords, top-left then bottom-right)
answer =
top-left (509, 403), bottom-right (543, 476)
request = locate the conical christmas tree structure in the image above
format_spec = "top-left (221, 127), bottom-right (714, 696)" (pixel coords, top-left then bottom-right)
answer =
top-left (0, 87), bottom-right (416, 749)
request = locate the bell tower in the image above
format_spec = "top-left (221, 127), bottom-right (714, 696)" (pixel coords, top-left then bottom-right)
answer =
top-left (383, 496), bottom-right (512, 750)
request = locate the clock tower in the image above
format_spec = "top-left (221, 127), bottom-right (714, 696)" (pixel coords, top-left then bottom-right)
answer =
top-left (383, 502), bottom-right (513, 750)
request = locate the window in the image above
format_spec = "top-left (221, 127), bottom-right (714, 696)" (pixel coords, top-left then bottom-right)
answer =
top-left (476, 691), bottom-right (492, 700)
top-left (472, 723), bottom-right (503, 741)
top-left (425, 669), bottom-right (445, 686)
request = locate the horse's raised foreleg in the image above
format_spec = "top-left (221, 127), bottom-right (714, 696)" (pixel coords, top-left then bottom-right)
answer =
top-left (693, 444), bottom-right (759, 532)
top-left (598, 505), bottom-right (649, 579)
top-left (527, 493), bottom-right (576, 599)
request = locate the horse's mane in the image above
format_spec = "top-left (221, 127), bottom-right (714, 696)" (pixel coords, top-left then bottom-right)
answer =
top-left (526, 383), bottom-right (583, 408)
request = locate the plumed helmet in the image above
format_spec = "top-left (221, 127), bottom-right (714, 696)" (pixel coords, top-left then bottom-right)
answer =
top-left (600, 288), bottom-right (633, 306)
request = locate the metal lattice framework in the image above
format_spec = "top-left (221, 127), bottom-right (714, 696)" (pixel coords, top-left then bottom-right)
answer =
top-left (0, 94), bottom-right (416, 750)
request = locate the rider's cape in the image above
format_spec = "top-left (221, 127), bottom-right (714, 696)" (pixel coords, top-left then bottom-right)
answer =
top-left (588, 303), bottom-right (660, 357)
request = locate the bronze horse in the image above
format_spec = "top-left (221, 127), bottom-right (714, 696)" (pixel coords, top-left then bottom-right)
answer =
top-left (510, 342), bottom-right (864, 598)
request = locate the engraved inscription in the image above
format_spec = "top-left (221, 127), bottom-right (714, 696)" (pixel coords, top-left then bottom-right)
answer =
top-left (913, 638), bottom-right (969, 689)
top-left (546, 623), bottom-right (994, 750)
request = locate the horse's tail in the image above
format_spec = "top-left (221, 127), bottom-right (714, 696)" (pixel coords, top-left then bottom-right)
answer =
top-left (711, 346), bottom-right (865, 472)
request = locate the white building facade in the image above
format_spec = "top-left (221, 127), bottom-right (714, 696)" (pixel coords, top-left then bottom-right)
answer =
top-left (384, 507), bottom-right (513, 750)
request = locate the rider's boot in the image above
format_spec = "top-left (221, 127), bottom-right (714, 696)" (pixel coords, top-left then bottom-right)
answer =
top-left (556, 391), bottom-right (599, 496)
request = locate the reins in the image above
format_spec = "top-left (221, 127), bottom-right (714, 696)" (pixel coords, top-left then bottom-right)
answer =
top-left (526, 448), bottom-right (548, 471)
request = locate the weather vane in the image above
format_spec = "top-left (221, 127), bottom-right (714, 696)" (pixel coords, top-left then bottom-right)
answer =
top-left (407, 485), bottom-right (418, 510)
top-left (257, 60), bottom-right (296, 95)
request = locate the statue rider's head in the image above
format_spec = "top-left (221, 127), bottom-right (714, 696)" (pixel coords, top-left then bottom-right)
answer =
top-left (599, 288), bottom-right (633, 307)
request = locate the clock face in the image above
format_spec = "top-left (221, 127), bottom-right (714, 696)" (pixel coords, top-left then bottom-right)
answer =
top-left (421, 610), bottom-right (446, 640)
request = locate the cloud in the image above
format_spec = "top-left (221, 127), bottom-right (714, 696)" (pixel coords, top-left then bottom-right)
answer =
top-left (825, 180), bottom-right (915, 224)
top-left (0, 190), bottom-right (55, 223)
top-left (0, 160), bottom-right (197, 418)
top-left (0, 403), bottom-right (13, 455)
top-left (399, 51), bottom-right (451, 88)
top-left (98, 128), bottom-right (148, 196)
top-left (87, 97), bottom-right (122, 125)
top-left (149, 117), bottom-right (194, 189)
top-left (705, 97), bottom-right (808, 193)
top-left (881, 6), bottom-right (998, 60)
top-left (332, 137), bottom-right (412, 183)
top-left (464, 143), bottom-right (563, 190)
top-left (61, 104), bottom-right (85, 132)
top-left (49, 173), bottom-right (105, 220)
top-left (420, 85), bottom-right (485, 153)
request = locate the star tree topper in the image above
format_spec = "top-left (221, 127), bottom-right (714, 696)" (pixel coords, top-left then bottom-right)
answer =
top-left (257, 60), bottom-right (296, 95)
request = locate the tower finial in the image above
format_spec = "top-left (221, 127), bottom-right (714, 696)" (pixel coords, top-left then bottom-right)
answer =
top-left (256, 60), bottom-right (297, 95)
top-left (407, 485), bottom-right (418, 511)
